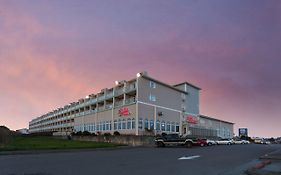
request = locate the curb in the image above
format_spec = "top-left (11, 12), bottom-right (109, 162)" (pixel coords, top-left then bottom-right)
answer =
top-left (0, 145), bottom-right (139, 156)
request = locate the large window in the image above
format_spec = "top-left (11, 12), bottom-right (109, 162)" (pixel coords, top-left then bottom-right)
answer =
top-left (161, 121), bottom-right (166, 131)
top-left (166, 122), bottom-right (171, 132)
top-left (176, 122), bottom-right (180, 132)
top-left (150, 120), bottom-right (154, 130)
top-left (144, 119), bottom-right (149, 129)
top-left (118, 119), bottom-right (122, 130)
top-left (122, 119), bottom-right (126, 129)
top-left (127, 118), bottom-right (132, 129)
top-left (156, 120), bottom-right (160, 131)
top-left (132, 119), bottom-right (135, 129)
top-left (114, 120), bottom-right (117, 130)
top-left (138, 118), bottom-right (143, 129)
top-left (171, 122), bottom-right (175, 132)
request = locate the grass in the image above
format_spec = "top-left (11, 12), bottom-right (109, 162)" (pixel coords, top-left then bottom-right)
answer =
top-left (0, 136), bottom-right (121, 151)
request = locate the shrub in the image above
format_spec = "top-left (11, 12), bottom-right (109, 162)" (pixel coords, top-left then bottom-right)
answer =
top-left (113, 131), bottom-right (120, 136)
top-left (103, 133), bottom-right (111, 137)
top-left (82, 131), bottom-right (91, 136)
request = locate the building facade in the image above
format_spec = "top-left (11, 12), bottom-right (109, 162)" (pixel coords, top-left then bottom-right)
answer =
top-left (29, 72), bottom-right (234, 138)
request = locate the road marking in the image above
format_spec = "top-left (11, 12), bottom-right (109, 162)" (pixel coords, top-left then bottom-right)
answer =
top-left (178, 155), bottom-right (200, 160)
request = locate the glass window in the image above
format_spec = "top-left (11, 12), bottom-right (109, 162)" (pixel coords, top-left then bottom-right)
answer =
top-left (127, 118), bottom-right (132, 129)
top-left (118, 119), bottom-right (122, 130)
top-left (150, 81), bottom-right (156, 88)
top-left (156, 120), bottom-right (160, 131)
top-left (93, 123), bottom-right (96, 131)
top-left (106, 121), bottom-right (109, 130)
top-left (109, 122), bottom-right (112, 130)
top-left (176, 122), bottom-right (179, 132)
top-left (150, 120), bottom-right (154, 130)
top-left (103, 121), bottom-right (106, 131)
top-left (138, 118), bottom-right (143, 129)
top-left (161, 121), bottom-right (166, 131)
top-left (171, 122), bottom-right (175, 132)
top-left (144, 119), bottom-right (149, 129)
top-left (149, 94), bottom-right (156, 102)
top-left (166, 122), bottom-right (171, 132)
top-left (122, 119), bottom-right (126, 129)
top-left (132, 119), bottom-right (135, 129)
top-left (114, 120), bottom-right (117, 130)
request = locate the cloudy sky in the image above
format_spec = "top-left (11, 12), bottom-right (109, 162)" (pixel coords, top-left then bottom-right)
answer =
top-left (0, 0), bottom-right (280, 137)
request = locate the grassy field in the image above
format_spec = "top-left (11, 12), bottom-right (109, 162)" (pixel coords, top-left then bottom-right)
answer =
top-left (0, 136), bottom-right (120, 151)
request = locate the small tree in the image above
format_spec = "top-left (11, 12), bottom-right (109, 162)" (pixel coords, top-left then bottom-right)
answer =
top-left (113, 131), bottom-right (121, 136)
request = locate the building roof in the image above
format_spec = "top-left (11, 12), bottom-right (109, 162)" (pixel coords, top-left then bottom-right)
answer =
top-left (141, 75), bottom-right (188, 94)
top-left (173, 82), bottom-right (201, 90)
top-left (199, 114), bottom-right (234, 124)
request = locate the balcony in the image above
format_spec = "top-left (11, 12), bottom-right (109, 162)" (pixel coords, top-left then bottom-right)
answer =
top-left (98, 95), bottom-right (105, 101)
top-left (98, 106), bottom-right (105, 112)
top-left (114, 100), bottom-right (124, 107)
top-left (126, 82), bottom-right (136, 92)
top-left (106, 91), bottom-right (114, 99)
top-left (105, 104), bottom-right (113, 110)
top-left (114, 88), bottom-right (124, 96)
top-left (125, 97), bottom-right (136, 105)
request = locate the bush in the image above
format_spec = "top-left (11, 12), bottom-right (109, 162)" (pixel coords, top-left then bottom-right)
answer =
top-left (82, 131), bottom-right (91, 136)
top-left (113, 131), bottom-right (120, 136)
top-left (103, 133), bottom-right (111, 137)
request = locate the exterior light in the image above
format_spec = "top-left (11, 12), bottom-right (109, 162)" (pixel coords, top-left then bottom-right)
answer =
top-left (115, 81), bottom-right (119, 85)
top-left (85, 95), bottom-right (89, 99)
top-left (136, 73), bottom-right (141, 77)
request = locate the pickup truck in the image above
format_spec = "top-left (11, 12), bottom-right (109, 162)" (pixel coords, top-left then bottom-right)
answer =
top-left (155, 134), bottom-right (194, 148)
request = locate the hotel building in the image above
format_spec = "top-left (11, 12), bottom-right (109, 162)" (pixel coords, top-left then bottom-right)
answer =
top-left (29, 72), bottom-right (234, 138)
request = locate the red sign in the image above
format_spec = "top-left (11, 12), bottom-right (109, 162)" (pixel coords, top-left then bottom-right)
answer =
top-left (186, 115), bottom-right (198, 124)
top-left (118, 107), bottom-right (130, 116)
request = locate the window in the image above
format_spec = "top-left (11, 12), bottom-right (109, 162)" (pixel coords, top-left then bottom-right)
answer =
top-left (171, 122), bottom-right (175, 132)
top-left (176, 122), bottom-right (179, 132)
top-left (138, 118), bottom-right (143, 129)
top-left (166, 122), bottom-right (171, 132)
top-left (122, 119), bottom-right (126, 129)
top-left (156, 120), bottom-right (160, 131)
top-left (132, 119), bottom-right (135, 129)
top-left (103, 121), bottom-right (106, 131)
top-left (127, 118), bottom-right (132, 129)
top-left (118, 119), bottom-right (122, 130)
top-left (149, 120), bottom-right (154, 130)
top-left (149, 94), bottom-right (156, 102)
top-left (161, 121), bottom-right (166, 131)
top-left (150, 81), bottom-right (156, 88)
top-left (144, 119), bottom-right (149, 129)
top-left (114, 120), bottom-right (117, 130)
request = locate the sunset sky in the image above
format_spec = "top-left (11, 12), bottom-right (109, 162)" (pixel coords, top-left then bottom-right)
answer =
top-left (0, 0), bottom-right (280, 137)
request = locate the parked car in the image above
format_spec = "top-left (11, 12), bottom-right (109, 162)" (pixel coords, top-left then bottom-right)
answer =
top-left (216, 138), bottom-right (233, 145)
top-left (233, 139), bottom-right (250, 144)
top-left (155, 134), bottom-right (194, 148)
top-left (193, 138), bottom-right (208, 147)
top-left (206, 139), bottom-right (217, 146)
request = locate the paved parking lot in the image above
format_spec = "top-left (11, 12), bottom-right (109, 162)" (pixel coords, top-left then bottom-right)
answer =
top-left (0, 144), bottom-right (280, 175)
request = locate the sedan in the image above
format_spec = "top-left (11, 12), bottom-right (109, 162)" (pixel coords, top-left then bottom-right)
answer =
top-left (216, 138), bottom-right (233, 145)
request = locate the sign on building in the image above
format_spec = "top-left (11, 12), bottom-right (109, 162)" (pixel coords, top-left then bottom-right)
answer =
top-left (239, 128), bottom-right (248, 137)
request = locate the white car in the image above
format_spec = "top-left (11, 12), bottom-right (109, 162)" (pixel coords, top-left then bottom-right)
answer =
top-left (233, 139), bottom-right (250, 144)
top-left (206, 139), bottom-right (217, 146)
top-left (216, 139), bottom-right (233, 145)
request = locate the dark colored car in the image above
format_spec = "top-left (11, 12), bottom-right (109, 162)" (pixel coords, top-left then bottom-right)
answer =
top-left (155, 134), bottom-right (194, 148)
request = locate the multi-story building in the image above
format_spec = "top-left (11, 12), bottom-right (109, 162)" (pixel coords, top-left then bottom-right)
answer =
top-left (29, 72), bottom-right (234, 138)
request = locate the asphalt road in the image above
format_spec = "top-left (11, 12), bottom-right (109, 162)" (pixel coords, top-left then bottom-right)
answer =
top-left (0, 144), bottom-right (280, 175)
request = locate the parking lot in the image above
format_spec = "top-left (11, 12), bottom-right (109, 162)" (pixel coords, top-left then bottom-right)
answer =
top-left (0, 144), bottom-right (280, 175)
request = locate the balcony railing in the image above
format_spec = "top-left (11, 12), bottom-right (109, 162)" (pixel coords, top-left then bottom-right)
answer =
top-left (114, 88), bottom-right (124, 96)
top-left (125, 97), bottom-right (136, 104)
top-left (105, 104), bottom-right (113, 110)
top-left (115, 100), bottom-right (124, 107)
top-left (126, 83), bottom-right (136, 92)
top-left (106, 92), bottom-right (114, 98)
